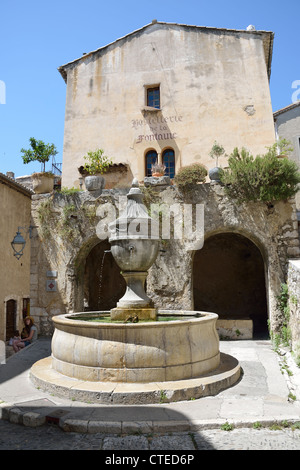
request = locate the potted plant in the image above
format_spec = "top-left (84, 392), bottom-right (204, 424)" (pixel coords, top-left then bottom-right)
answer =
top-left (21, 137), bottom-right (57, 193)
top-left (151, 161), bottom-right (166, 177)
top-left (274, 138), bottom-right (293, 159)
top-left (208, 141), bottom-right (226, 183)
top-left (82, 148), bottom-right (112, 191)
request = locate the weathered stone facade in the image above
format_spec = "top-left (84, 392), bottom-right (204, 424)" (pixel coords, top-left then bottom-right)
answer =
top-left (30, 182), bottom-right (300, 342)
top-left (287, 260), bottom-right (300, 357)
top-left (274, 101), bottom-right (300, 210)
top-left (59, 21), bottom-right (275, 188)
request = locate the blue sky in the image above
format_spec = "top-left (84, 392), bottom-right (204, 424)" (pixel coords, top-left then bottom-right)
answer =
top-left (0, 0), bottom-right (299, 177)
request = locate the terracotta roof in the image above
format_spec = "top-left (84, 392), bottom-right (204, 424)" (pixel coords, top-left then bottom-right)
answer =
top-left (58, 21), bottom-right (274, 82)
top-left (0, 172), bottom-right (33, 197)
top-left (273, 101), bottom-right (300, 118)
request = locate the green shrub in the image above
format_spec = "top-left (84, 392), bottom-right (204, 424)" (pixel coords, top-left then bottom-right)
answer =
top-left (174, 163), bottom-right (207, 189)
top-left (275, 283), bottom-right (292, 348)
top-left (221, 145), bottom-right (300, 205)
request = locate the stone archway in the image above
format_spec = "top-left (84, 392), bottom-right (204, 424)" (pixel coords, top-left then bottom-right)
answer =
top-left (84, 239), bottom-right (126, 311)
top-left (193, 232), bottom-right (268, 337)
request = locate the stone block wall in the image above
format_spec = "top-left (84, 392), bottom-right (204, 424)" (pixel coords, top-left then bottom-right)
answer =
top-left (287, 260), bottom-right (300, 358)
top-left (29, 183), bottom-right (300, 342)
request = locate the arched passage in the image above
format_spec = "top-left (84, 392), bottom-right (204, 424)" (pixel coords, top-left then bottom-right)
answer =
top-left (193, 232), bottom-right (268, 337)
top-left (84, 239), bottom-right (126, 311)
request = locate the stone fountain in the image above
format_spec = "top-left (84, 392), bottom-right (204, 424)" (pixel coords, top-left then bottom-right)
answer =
top-left (108, 178), bottom-right (159, 321)
top-left (31, 180), bottom-right (240, 404)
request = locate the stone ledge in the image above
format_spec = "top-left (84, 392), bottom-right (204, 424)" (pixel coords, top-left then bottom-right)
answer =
top-left (30, 353), bottom-right (241, 405)
top-left (144, 176), bottom-right (171, 187)
top-left (217, 318), bottom-right (253, 340)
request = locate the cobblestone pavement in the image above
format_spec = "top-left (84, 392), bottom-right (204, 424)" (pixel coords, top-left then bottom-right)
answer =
top-left (1, 420), bottom-right (300, 450)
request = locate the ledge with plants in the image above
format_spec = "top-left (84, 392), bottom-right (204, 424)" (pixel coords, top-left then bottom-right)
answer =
top-left (78, 148), bottom-right (113, 192)
top-left (220, 140), bottom-right (300, 208)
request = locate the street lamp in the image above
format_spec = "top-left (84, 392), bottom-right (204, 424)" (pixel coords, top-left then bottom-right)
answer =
top-left (11, 226), bottom-right (34, 260)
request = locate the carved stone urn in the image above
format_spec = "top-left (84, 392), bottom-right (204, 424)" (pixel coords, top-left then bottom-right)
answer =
top-left (108, 179), bottom-right (159, 320)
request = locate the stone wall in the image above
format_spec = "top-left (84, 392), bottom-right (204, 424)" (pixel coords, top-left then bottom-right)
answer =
top-left (30, 183), bottom-right (300, 340)
top-left (287, 260), bottom-right (300, 358)
top-left (274, 103), bottom-right (300, 210)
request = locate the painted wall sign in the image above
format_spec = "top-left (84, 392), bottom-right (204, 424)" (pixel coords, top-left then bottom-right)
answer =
top-left (131, 115), bottom-right (183, 129)
top-left (132, 114), bottom-right (183, 144)
top-left (136, 132), bottom-right (177, 143)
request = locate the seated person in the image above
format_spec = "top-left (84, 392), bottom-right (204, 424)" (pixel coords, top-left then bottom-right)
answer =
top-left (12, 317), bottom-right (38, 352)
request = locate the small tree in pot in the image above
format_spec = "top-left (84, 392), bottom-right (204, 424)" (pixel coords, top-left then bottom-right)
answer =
top-left (21, 137), bottom-right (58, 193)
top-left (208, 141), bottom-right (226, 183)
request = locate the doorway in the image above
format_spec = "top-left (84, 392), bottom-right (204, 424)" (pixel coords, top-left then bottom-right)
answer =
top-left (193, 232), bottom-right (268, 337)
top-left (6, 299), bottom-right (16, 341)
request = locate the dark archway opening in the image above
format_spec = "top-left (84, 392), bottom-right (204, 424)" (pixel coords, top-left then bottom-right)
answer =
top-left (84, 240), bottom-right (126, 311)
top-left (193, 233), bottom-right (268, 338)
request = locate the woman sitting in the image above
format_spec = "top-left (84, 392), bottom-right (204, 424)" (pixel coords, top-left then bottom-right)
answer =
top-left (12, 317), bottom-right (38, 352)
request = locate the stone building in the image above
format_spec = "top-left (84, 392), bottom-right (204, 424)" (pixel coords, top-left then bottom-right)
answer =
top-left (0, 173), bottom-right (32, 342)
top-left (58, 21), bottom-right (275, 188)
top-left (274, 101), bottom-right (300, 210)
top-left (26, 22), bottom-right (300, 356)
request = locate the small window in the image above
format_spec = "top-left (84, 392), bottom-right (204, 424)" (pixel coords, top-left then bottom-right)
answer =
top-left (147, 87), bottom-right (160, 109)
top-left (145, 150), bottom-right (158, 176)
top-left (162, 149), bottom-right (175, 178)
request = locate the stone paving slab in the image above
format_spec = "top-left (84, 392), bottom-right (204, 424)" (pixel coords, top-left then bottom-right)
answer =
top-left (1, 419), bottom-right (300, 450)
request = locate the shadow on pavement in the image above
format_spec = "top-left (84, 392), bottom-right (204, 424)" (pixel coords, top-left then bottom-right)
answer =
top-left (0, 337), bottom-right (216, 450)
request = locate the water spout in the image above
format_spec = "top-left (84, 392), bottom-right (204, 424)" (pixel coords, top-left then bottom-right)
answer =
top-left (98, 250), bottom-right (111, 309)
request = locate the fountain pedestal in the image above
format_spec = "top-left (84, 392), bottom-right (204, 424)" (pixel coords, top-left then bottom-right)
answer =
top-left (111, 307), bottom-right (157, 321)
top-left (110, 271), bottom-right (157, 321)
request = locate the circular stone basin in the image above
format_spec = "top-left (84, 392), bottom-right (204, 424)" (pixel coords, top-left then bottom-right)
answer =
top-left (51, 310), bottom-right (220, 383)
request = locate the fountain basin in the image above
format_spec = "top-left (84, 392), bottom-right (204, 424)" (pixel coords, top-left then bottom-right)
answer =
top-left (51, 311), bottom-right (220, 383)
